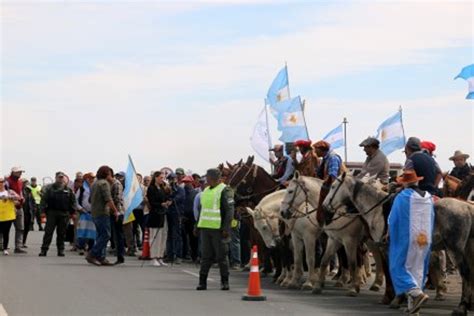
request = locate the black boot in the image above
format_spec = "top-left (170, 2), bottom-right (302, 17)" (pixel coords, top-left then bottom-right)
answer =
top-left (196, 274), bottom-right (207, 290)
top-left (38, 250), bottom-right (47, 257)
top-left (221, 276), bottom-right (229, 291)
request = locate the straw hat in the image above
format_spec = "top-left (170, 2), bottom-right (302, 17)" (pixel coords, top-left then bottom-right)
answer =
top-left (396, 170), bottom-right (424, 185)
top-left (449, 150), bottom-right (470, 161)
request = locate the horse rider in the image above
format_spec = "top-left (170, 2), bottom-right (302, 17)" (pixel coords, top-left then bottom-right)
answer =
top-left (293, 139), bottom-right (319, 177)
top-left (403, 137), bottom-right (441, 196)
top-left (269, 144), bottom-right (294, 187)
top-left (449, 150), bottom-right (472, 181)
top-left (195, 168), bottom-right (235, 291)
top-left (388, 169), bottom-right (434, 314)
top-left (357, 137), bottom-right (390, 184)
top-left (313, 140), bottom-right (344, 225)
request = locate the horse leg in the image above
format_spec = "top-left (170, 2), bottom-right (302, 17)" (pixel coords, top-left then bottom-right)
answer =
top-left (452, 247), bottom-right (473, 316)
top-left (301, 231), bottom-right (318, 290)
top-left (379, 247), bottom-right (396, 305)
top-left (367, 241), bottom-right (384, 292)
top-left (272, 247), bottom-right (282, 283)
top-left (345, 239), bottom-right (361, 297)
top-left (313, 238), bottom-right (341, 295)
top-left (286, 235), bottom-right (304, 289)
top-left (429, 250), bottom-right (447, 301)
top-left (336, 248), bottom-right (349, 287)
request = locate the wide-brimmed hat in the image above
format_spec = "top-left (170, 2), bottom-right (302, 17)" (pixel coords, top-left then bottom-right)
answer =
top-left (449, 150), bottom-right (470, 161)
top-left (396, 170), bottom-right (424, 185)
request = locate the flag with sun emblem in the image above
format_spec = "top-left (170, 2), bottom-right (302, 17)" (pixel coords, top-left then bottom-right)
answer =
top-left (276, 96), bottom-right (308, 142)
top-left (123, 155), bottom-right (143, 222)
top-left (376, 110), bottom-right (406, 155)
top-left (266, 66), bottom-right (289, 109)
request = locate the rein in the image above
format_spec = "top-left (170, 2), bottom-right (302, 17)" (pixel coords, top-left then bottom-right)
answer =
top-left (284, 179), bottom-right (319, 227)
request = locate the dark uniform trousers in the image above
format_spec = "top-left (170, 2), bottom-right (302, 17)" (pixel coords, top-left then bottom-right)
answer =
top-left (199, 229), bottom-right (229, 280)
top-left (41, 210), bottom-right (69, 253)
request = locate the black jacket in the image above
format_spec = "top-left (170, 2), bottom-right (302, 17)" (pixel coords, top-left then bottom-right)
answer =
top-left (147, 184), bottom-right (170, 228)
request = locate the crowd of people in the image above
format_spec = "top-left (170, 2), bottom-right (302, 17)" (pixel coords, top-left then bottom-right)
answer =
top-left (0, 136), bottom-right (472, 305)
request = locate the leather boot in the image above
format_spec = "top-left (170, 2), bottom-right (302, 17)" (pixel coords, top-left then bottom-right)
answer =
top-left (221, 276), bottom-right (229, 291)
top-left (196, 274), bottom-right (207, 290)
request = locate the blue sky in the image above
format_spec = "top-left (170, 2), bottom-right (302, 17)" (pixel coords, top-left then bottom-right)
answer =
top-left (1, 0), bottom-right (473, 179)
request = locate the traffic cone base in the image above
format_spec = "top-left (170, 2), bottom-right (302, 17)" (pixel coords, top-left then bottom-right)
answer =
top-left (242, 245), bottom-right (266, 302)
top-left (139, 227), bottom-right (151, 260)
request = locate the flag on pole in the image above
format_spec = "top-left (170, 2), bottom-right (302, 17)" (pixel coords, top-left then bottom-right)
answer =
top-left (455, 64), bottom-right (474, 99)
top-left (250, 107), bottom-right (271, 161)
top-left (323, 124), bottom-right (344, 150)
top-left (276, 96), bottom-right (309, 142)
top-left (266, 66), bottom-right (289, 107)
top-left (376, 111), bottom-right (406, 155)
top-left (123, 155), bottom-right (143, 222)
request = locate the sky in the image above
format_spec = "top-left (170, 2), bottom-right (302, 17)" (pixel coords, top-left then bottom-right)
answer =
top-left (1, 0), bottom-right (473, 181)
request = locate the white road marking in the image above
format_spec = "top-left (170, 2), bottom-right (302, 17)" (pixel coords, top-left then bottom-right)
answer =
top-left (182, 269), bottom-right (215, 282)
top-left (0, 304), bottom-right (8, 316)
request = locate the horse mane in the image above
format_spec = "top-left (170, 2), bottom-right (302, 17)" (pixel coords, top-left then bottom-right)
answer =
top-left (455, 173), bottom-right (474, 200)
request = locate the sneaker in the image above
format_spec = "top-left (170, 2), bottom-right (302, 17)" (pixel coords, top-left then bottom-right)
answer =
top-left (14, 248), bottom-right (27, 254)
top-left (158, 258), bottom-right (168, 267)
top-left (114, 258), bottom-right (125, 265)
top-left (174, 257), bottom-right (182, 265)
top-left (85, 255), bottom-right (101, 266)
top-left (99, 259), bottom-right (114, 266)
top-left (3, 250), bottom-right (9, 256)
top-left (38, 251), bottom-right (47, 257)
top-left (410, 293), bottom-right (429, 314)
top-left (152, 259), bottom-right (162, 267)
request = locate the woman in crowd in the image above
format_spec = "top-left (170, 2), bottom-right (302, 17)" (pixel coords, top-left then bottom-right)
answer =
top-left (0, 176), bottom-right (21, 255)
top-left (147, 171), bottom-right (171, 267)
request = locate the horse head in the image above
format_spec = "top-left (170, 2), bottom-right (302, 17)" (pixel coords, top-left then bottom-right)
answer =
top-left (280, 171), bottom-right (311, 219)
top-left (229, 162), bottom-right (278, 204)
top-left (247, 207), bottom-right (281, 248)
top-left (322, 172), bottom-right (354, 214)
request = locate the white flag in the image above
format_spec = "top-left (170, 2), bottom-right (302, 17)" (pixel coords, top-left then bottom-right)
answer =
top-left (250, 108), bottom-right (271, 161)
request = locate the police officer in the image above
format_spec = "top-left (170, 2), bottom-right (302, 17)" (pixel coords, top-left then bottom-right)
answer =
top-left (196, 168), bottom-right (235, 291)
top-left (39, 172), bottom-right (76, 257)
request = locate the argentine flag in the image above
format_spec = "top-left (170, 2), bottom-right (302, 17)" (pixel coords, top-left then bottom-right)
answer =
top-left (276, 96), bottom-right (308, 142)
top-left (123, 155), bottom-right (143, 222)
top-left (455, 64), bottom-right (474, 99)
top-left (250, 107), bottom-right (271, 162)
top-left (323, 124), bottom-right (344, 150)
top-left (376, 111), bottom-right (406, 156)
top-left (266, 66), bottom-right (289, 109)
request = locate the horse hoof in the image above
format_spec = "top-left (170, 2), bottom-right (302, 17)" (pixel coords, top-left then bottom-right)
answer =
top-left (451, 306), bottom-right (467, 316)
top-left (435, 294), bottom-right (446, 301)
top-left (312, 287), bottom-right (323, 295)
top-left (301, 283), bottom-right (313, 291)
top-left (369, 284), bottom-right (380, 292)
top-left (335, 281), bottom-right (344, 288)
top-left (379, 296), bottom-right (391, 305)
top-left (287, 282), bottom-right (300, 289)
top-left (346, 289), bottom-right (358, 297)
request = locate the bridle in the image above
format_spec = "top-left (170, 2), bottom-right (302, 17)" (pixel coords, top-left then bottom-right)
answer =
top-left (283, 179), bottom-right (318, 220)
top-left (253, 210), bottom-right (281, 242)
top-left (229, 164), bottom-right (279, 202)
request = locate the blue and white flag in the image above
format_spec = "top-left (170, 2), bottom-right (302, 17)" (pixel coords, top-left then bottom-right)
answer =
top-left (250, 107), bottom-right (271, 161)
top-left (376, 111), bottom-right (406, 155)
top-left (276, 96), bottom-right (309, 142)
top-left (455, 64), bottom-right (474, 99)
top-left (266, 66), bottom-right (289, 107)
top-left (123, 155), bottom-right (143, 222)
top-left (323, 124), bottom-right (344, 150)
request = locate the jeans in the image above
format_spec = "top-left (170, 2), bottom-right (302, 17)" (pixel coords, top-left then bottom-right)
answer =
top-left (229, 224), bottom-right (241, 265)
top-left (166, 212), bottom-right (182, 259)
top-left (91, 215), bottom-right (111, 260)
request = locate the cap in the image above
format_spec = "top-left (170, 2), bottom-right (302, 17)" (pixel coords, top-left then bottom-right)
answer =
top-left (359, 137), bottom-right (380, 147)
top-left (167, 172), bottom-right (177, 180)
top-left (11, 167), bottom-right (24, 173)
top-left (294, 140), bottom-right (312, 148)
top-left (420, 141), bottom-right (436, 154)
top-left (206, 168), bottom-right (221, 179)
top-left (405, 137), bottom-right (421, 151)
top-left (56, 171), bottom-right (66, 177)
top-left (175, 168), bottom-right (185, 175)
top-left (181, 175), bottom-right (194, 183)
top-left (115, 171), bottom-right (126, 178)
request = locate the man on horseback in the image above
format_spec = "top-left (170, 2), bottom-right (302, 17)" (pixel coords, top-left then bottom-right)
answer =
top-left (293, 140), bottom-right (319, 177)
top-left (313, 140), bottom-right (344, 225)
top-left (449, 150), bottom-right (472, 181)
top-left (270, 144), bottom-right (294, 186)
top-left (357, 137), bottom-right (389, 184)
top-left (388, 170), bottom-right (434, 315)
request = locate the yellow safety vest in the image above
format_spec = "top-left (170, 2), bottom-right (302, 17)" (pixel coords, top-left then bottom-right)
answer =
top-left (197, 183), bottom-right (226, 230)
top-left (28, 185), bottom-right (42, 205)
top-left (0, 199), bottom-right (16, 222)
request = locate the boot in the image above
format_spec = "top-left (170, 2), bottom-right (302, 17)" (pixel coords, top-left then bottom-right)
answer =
top-left (38, 250), bottom-right (47, 257)
top-left (221, 276), bottom-right (229, 291)
top-left (196, 274), bottom-right (207, 290)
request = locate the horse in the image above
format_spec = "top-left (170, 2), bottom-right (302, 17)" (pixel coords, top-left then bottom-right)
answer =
top-left (280, 173), bottom-right (384, 296)
top-left (324, 172), bottom-right (474, 315)
top-left (247, 190), bottom-right (323, 290)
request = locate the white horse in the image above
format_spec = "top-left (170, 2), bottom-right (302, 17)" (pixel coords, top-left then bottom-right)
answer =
top-left (247, 190), bottom-right (322, 290)
top-left (280, 173), bottom-right (385, 297)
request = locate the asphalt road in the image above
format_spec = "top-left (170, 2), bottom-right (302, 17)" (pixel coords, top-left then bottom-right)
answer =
top-left (0, 231), bottom-right (467, 316)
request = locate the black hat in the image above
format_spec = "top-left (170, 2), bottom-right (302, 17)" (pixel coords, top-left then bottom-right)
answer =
top-left (359, 137), bottom-right (380, 147)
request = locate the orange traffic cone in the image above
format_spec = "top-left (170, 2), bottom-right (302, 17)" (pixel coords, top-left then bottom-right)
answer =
top-left (139, 227), bottom-right (151, 260)
top-left (40, 213), bottom-right (46, 225)
top-left (242, 245), bottom-right (266, 301)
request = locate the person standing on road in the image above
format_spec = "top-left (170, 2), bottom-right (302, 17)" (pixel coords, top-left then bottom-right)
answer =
top-left (86, 166), bottom-right (119, 266)
top-left (0, 177), bottom-right (21, 255)
top-left (110, 172), bottom-right (126, 265)
top-left (39, 172), bottom-right (77, 257)
top-left (196, 168), bottom-right (235, 291)
top-left (6, 167), bottom-right (27, 254)
top-left (28, 177), bottom-right (43, 231)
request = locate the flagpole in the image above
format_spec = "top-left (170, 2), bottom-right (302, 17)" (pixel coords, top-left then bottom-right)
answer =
top-left (264, 101), bottom-right (274, 173)
top-left (301, 99), bottom-right (311, 140)
top-left (342, 117), bottom-right (348, 163)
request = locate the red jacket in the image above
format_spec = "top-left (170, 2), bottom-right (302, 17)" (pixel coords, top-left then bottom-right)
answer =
top-left (6, 176), bottom-right (24, 207)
